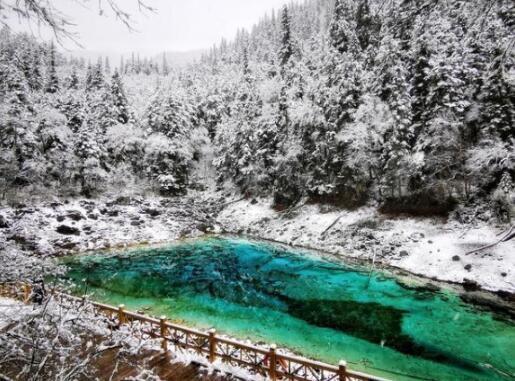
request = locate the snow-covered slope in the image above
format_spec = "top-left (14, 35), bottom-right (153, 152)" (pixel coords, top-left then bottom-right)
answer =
top-left (217, 198), bottom-right (515, 293)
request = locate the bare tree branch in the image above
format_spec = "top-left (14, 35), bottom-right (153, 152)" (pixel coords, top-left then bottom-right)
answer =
top-left (0, 0), bottom-right (156, 46)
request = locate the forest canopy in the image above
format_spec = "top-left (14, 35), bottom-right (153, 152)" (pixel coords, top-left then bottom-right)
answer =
top-left (0, 0), bottom-right (513, 218)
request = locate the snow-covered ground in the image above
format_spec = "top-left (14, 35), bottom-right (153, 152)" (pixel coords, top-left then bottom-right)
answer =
top-left (0, 195), bottom-right (218, 283)
top-left (217, 198), bottom-right (515, 293)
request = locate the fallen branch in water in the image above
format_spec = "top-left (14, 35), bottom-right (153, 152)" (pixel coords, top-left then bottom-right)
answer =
top-left (465, 225), bottom-right (514, 255)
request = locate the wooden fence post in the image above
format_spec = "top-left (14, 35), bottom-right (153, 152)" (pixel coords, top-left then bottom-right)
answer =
top-left (160, 316), bottom-right (168, 352)
top-left (118, 304), bottom-right (126, 325)
top-left (339, 360), bottom-right (347, 381)
top-left (208, 329), bottom-right (217, 363)
top-left (23, 283), bottom-right (31, 304)
top-left (269, 344), bottom-right (277, 381)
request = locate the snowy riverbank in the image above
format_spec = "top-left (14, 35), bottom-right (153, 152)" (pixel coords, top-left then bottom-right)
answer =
top-left (1, 195), bottom-right (513, 294)
top-left (217, 198), bottom-right (515, 294)
top-left (0, 195), bottom-right (218, 282)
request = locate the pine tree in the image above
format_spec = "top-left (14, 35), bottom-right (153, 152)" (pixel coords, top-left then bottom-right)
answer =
top-left (242, 47), bottom-right (250, 78)
top-left (87, 59), bottom-right (105, 91)
top-left (31, 54), bottom-right (43, 91)
top-left (145, 91), bottom-right (194, 140)
top-left (58, 92), bottom-right (84, 132)
top-left (1, 65), bottom-right (31, 147)
top-left (329, 0), bottom-right (355, 54)
top-left (479, 51), bottom-right (515, 142)
top-left (45, 41), bottom-right (59, 94)
top-left (278, 5), bottom-right (293, 69)
top-left (110, 70), bottom-right (130, 124)
top-left (374, 34), bottom-right (413, 198)
top-left (412, 17), bottom-right (472, 196)
top-left (67, 67), bottom-right (80, 90)
top-left (410, 41), bottom-right (430, 139)
top-left (20, 47), bottom-right (33, 86)
top-left (74, 122), bottom-right (107, 196)
top-left (87, 84), bottom-right (117, 133)
top-left (85, 63), bottom-right (94, 91)
top-left (355, 0), bottom-right (372, 50)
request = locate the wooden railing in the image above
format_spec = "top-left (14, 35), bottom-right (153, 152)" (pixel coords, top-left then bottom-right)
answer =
top-left (0, 282), bottom-right (390, 381)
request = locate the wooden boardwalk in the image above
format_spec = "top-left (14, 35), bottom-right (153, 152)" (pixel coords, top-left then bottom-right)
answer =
top-left (1, 282), bottom-right (389, 381)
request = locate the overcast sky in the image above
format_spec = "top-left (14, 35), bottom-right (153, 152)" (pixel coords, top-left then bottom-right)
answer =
top-left (6, 0), bottom-right (292, 54)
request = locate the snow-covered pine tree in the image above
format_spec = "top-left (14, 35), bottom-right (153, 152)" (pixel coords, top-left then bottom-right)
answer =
top-left (412, 14), bottom-right (472, 199)
top-left (355, 0), bottom-right (372, 51)
top-left (374, 32), bottom-right (413, 198)
top-left (85, 62), bottom-right (94, 91)
top-left (91, 58), bottom-right (105, 90)
top-left (45, 41), bottom-right (59, 94)
top-left (409, 41), bottom-right (430, 142)
top-left (67, 67), bottom-right (80, 90)
top-left (73, 122), bottom-right (107, 197)
top-left (329, 0), bottom-right (358, 55)
top-left (31, 52), bottom-right (43, 91)
top-left (110, 70), bottom-right (131, 124)
top-left (279, 5), bottom-right (293, 70)
top-left (58, 92), bottom-right (85, 132)
top-left (479, 49), bottom-right (515, 142)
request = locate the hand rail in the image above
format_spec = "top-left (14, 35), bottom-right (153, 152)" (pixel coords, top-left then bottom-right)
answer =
top-left (0, 282), bottom-right (390, 381)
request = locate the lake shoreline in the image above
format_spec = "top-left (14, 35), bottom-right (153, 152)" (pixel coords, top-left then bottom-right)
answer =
top-left (217, 198), bottom-right (515, 295)
top-left (1, 195), bottom-right (513, 312)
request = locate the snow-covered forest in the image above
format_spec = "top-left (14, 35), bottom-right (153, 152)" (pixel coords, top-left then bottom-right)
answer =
top-left (1, 0), bottom-right (514, 220)
top-left (1, 1), bottom-right (515, 380)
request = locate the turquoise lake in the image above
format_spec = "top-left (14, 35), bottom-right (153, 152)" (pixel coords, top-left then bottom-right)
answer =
top-left (60, 237), bottom-right (515, 381)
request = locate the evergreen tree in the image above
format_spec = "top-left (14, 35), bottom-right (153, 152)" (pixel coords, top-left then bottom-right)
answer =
top-left (74, 122), bottom-right (107, 196)
top-left (86, 59), bottom-right (104, 91)
top-left (110, 70), bottom-right (130, 124)
top-left (355, 0), bottom-right (372, 51)
top-left (85, 63), bottom-right (94, 91)
top-left (329, 0), bottom-right (355, 54)
top-left (45, 41), bottom-right (59, 94)
top-left (145, 91), bottom-right (194, 140)
top-left (410, 41), bottom-right (430, 139)
top-left (20, 47), bottom-right (33, 86)
top-left (242, 47), bottom-right (250, 78)
top-left (31, 54), bottom-right (43, 91)
top-left (67, 67), bottom-right (80, 90)
top-left (58, 93), bottom-right (84, 132)
top-left (278, 5), bottom-right (293, 69)
top-left (87, 85), bottom-right (117, 133)
top-left (374, 34), bottom-right (413, 197)
top-left (412, 17), bottom-right (472, 196)
top-left (479, 51), bottom-right (515, 142)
